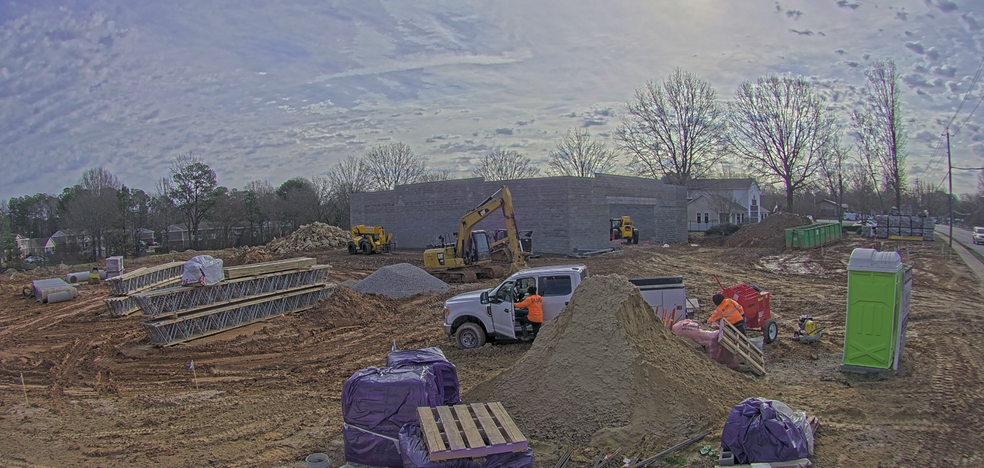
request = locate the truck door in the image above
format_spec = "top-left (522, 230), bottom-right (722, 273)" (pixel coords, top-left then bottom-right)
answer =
top-left (538, 275), bottom-right (574, 322)
top-left (488, 280), bottom-right (517, 339)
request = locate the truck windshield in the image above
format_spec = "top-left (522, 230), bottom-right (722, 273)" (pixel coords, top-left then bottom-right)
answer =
top-left (491, 281), bottom-right (514, 302)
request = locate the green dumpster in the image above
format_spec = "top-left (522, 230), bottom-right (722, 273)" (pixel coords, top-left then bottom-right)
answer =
top-left (784, 222), bottom-right (843, 249)
top-left (842, 248), bottom-right (912, 372)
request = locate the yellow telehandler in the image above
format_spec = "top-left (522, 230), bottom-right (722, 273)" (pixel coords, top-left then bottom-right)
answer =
top-left (348, 225), bottom-right (394, 255)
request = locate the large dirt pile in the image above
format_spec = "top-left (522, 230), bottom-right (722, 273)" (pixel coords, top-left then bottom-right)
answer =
top-left (267, 223), bottom-right (350, 254)
top-left (353, 263), bottom-right (450, 298)
top-left (470, 275), bottom-right (762, 449)
top-left (722, 212), bottom-right (812, 248)
top-left (301, 286), bottom-right (397, 328)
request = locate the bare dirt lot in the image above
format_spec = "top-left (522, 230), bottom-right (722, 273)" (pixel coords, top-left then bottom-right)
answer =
top-left (1, 236), bottom-right (982, 468)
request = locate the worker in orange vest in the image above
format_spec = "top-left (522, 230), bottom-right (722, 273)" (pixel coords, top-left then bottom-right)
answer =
top-left (514, 286), bottom-right (543, 338)
top-left (709, 293), bottom-right (746, 335)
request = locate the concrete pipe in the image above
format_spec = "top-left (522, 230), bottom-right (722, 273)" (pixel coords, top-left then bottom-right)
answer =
top-left (304, 454), bottom-right (330, 468)
top-left (40, 287), bottom-right (78, 303)
top-left (47, 290), bottom-right (76, 304)
top-left (99, 269), bottom-right (108, 280)
top-left (66, 272), bottom-right (90, 284)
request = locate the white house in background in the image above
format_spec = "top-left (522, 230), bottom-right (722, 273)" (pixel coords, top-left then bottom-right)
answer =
top-left (15, 235), bottom-right (31, 256)
top-left (686, 179), bottom-right (763, 231)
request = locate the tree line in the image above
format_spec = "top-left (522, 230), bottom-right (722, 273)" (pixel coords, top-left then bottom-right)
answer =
top-left (2, 57), bottom-right (983, 265)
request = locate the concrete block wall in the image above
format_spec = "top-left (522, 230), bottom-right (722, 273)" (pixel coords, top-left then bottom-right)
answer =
top-left (350, 174), bottom-right (688, 254)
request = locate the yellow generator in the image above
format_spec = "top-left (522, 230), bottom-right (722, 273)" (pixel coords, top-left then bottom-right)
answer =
top-left (610, 216), bottom-right (640, 244)
top-left (348, 225), bottom-right (393, 255)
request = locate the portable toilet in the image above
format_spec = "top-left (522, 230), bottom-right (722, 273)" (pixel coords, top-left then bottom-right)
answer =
top-left (842, 248), bottom-right (913, 372)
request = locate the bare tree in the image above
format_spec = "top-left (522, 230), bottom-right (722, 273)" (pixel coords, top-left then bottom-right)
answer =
top-left (363, 142), bottom-right (427, 190)
top-left (727, 75), bottom-right (837, 211)
top-left (845, 163), bottom-right (877, 222)
top-left (325, 156), bottom-right (372, 228)
top-left (851, 110), bottom-right (887, 212)
top-left (472, 149), bottom-right (540, 181)
top-left (79, 167), bottom-right (121, 196)
top-left (275, 178), bottom-right (321, 230)
top-left (615, 69), bottom-right (726, 185)
top-left (818, 138), bottom-right (848, 221)
top-left (854, 60), bottom-right (907, 209)
top-left (167, 153), bottom-right (219, 249)
top-left (548, 128), bottom-right (619, 177)
top-left (420, 169), bottom-right (456, 183)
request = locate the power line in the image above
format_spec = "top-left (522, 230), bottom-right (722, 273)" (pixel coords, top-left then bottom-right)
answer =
top-left (951, 90), bottom-right (984, 136)
top-left (944, 53), bottom-right (984, 130)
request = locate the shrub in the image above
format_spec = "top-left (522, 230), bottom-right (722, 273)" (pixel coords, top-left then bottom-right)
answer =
top-left (705, 223), bottom-right (741, 237)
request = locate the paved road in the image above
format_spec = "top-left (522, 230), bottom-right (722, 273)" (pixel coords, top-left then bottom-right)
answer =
top-left (936, 225), bottom-right (984, 254)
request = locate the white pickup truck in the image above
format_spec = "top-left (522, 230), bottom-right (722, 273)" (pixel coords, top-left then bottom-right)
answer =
top-left (442, 264), bottom-right (695, 349)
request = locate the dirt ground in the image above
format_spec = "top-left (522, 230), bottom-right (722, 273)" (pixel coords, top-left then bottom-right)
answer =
top-left (1, 236), bottom-right (982, 468)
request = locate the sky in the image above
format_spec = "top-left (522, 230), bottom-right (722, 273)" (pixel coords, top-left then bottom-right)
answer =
top-left (1, 0), bottom-right (983, 199)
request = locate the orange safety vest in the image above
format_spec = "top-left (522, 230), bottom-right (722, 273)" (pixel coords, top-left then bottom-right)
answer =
top-left (708, 297), bottom-right (745, 326)
top-left (514, 295), bottom-right (543, 323)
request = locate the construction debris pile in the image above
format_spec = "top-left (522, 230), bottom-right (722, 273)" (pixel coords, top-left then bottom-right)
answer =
top-left (267, 222), bottom-right (351, 254)
top-left (353, 263), bottom-right (449, 299)
top-left (865, 215), bottom-right (935, 240)
top-left (135, 258), bottom-right (335, 345)
top-left (471, 275), bottom-right (762, 449)
top-left (723, 213), bottom-right (812, 248)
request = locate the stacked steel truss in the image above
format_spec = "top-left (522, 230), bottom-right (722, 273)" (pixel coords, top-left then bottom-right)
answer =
top-left (103, 262), bottom-right (186, 317)
top-left (106, 262), bottom-right (186, 295)
top-left (140, 285), bottom-right (335, 345)
top-left (133, 265), bottom-right (331, 317)
top-left (104, 280), bottom-right (182, 316)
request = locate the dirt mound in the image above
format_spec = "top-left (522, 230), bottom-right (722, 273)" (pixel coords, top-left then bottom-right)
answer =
top-left (353, 263), bottom-right (449, 298)
top-left (722, 212), bottom-right (812, 248)
top-left (469, 274), bottom-right (762, 449)
top-left (233, 246), bottom-right (273, 264)
top-left (267, 223), bottom-right (350, 254)
top-left (301, 286), bottom-right (398, 328)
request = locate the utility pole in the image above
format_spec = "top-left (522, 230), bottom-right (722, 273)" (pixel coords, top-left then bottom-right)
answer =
top-left (947, 130), bottom-right (953, 248)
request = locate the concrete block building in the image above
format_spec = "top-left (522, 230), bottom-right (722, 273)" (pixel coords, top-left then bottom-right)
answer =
top-left (349, 174), bottom-right (688, 255)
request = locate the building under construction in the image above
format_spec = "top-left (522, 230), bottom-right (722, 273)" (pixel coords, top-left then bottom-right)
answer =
top-left (349, 174), bottom-right (688, 255)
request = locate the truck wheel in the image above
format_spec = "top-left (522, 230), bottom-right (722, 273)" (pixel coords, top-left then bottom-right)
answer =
top-left (347, 242), bottom-right (359, 255)
top-left (764, 319), bottom-right (779, 344)
top-left (632, 230), bottom-right (639, 244)
top-left (455, 323), bottom-right (486, 349)
top-left (360, 240), bottom-right (371, 255)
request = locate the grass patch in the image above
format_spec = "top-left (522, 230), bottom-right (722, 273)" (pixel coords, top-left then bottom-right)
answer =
top-left (663, 455), bottom-right (688, 465)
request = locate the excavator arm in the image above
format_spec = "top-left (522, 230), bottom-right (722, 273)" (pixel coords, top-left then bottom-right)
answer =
top-left (453, 186), bottom-right (526, 274)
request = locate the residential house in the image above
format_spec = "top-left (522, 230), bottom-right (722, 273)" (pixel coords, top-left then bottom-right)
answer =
top-left (686, 179), bottom-right (763, 231)
top-left (15, 234), bottom-right (31, 257)
top-left (26, 237), bottom-right (55, 257)
top-left (816, 199), bottom-right (850, 219)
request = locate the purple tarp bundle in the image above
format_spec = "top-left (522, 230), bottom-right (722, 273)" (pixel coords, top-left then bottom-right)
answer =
top-left (721, 398), bottom-right (814, 464)
top-left (342, 366), bottom-right (443, 468)
top-left (387, 347), bottom-right (461, 405)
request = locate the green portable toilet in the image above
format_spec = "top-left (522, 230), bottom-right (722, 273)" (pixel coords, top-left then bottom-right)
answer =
top-left (842, 248), bottom-right (913, 372)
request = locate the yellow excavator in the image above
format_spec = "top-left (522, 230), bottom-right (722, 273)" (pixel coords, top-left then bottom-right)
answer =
top-left (348, 225), bottom-right (393, 255)
top-left (423, 186), bottom-right (529, 282)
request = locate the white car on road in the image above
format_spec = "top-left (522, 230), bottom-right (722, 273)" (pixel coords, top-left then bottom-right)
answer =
top-left (974, 226), bottom-right (984, 245)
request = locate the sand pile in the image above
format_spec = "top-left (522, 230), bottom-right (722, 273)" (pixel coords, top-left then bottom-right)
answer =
top-left (722, 212), bottom-right (812, 248)
top-left (353, 263), bottom-right (449, 299)
top-left (470, 275), bottom-right (761, 449)
top-left (302, 286), bottom-right (396, 328)
top-left (267, 223), bottom-right (350, 254)
top-left (233, 246), bottom-right (273, 264)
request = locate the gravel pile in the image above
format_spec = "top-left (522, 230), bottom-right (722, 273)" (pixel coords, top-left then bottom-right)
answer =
top-left (353, 263), bottom-right (449, 299)
top-left (267, 223), bottom-right (350, 254)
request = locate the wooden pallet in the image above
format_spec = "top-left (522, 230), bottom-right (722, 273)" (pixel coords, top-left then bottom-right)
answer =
top-left (718, 320), bottom-right (766, 376)
top-left (417, 402), bottom-right (527, 461)
top-left (223, 257), bottom-right (317, 279)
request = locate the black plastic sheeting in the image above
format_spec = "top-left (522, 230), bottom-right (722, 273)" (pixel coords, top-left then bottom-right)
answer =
top-left (342, 366), bottom-right (443, 468)
top-left (387, 347), bottom-right (461, 405)
top-left (721, 398), bottom-right (812, 464)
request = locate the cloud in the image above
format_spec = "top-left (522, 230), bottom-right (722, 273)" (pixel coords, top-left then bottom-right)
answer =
top-left (933, 64), bottom-right (958, 77)
top-left (785, 10), bottom-right (803, 20)
top-left (495, 128), bottom-right (514, 135)
top-left (905, 42), bottom-right (925, 54)
top-left (934, 0), bottom-right (959, 13)
top-left (836, 1), bottom-right (860, 9)
top-left (789, 29), bottom-right (814, 36)
top-left (902, 73), bottom-right (933, 87)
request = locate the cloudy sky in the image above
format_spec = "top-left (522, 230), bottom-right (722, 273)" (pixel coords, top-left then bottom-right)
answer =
top-left (1, 0), bottom-right (983, 199)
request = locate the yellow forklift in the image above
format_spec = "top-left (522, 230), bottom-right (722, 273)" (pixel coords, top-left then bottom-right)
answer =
top-left (348, 225), bottom-right (394, 255)
top-left (610, 216), bottom-right (640, 244)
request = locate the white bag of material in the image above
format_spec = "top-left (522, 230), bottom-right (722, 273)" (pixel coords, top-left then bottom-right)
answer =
top-left (181, 255), bottom-right (225, 286)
